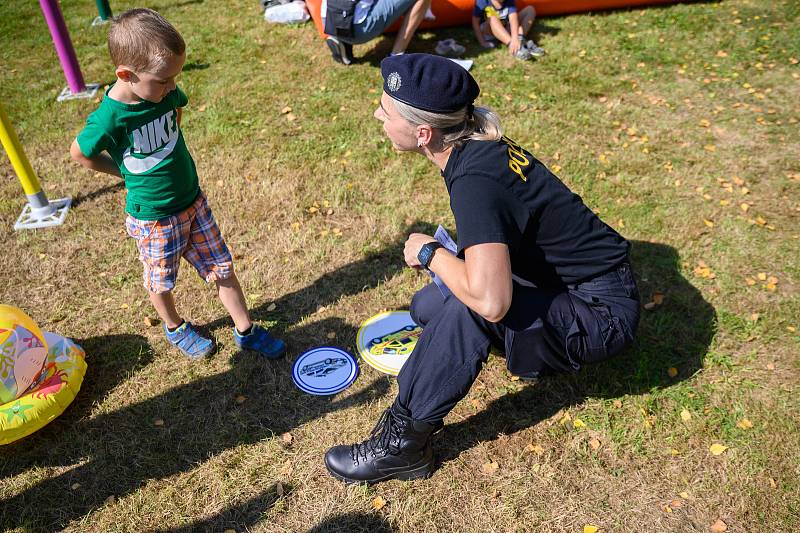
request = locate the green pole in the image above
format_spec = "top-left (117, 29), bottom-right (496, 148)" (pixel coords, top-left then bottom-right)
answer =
top-left (95, 0), bottom-right (112, 20)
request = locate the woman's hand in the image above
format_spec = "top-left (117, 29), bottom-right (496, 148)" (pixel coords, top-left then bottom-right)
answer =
top-left (404, 233), bottom-right (437, 268)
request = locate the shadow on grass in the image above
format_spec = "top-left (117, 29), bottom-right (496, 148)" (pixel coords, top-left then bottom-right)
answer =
top-left (70, 181), bottom-right (125, 209)
top-left (435, 240), bottom-right (716, 464)
top-left (156, 482), bottom-right (290, 533)
top-left (307, 512), bottom-right (394, 532)
top-left (0, 225), bottom-right (428, 531)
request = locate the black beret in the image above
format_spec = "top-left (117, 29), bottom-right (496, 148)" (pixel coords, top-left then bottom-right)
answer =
top-left (380, 53), bottom-right (480, 114)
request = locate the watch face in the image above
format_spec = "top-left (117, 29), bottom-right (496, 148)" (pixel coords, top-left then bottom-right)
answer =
top-left (418, 243), bottom-right (439, 268)
top-left (417, 246), bottom-right (430, 268)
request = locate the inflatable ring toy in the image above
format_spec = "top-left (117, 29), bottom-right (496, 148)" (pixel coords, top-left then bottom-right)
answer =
top-left (0, 331), bottom-right (86, 445)
top-left (308, 0), bottom-right (682, 38)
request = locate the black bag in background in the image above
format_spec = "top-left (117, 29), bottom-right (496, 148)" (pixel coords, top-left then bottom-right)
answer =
top-left (324, 0), bottom-right (357, 39)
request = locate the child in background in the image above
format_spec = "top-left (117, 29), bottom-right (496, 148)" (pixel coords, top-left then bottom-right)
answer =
top-left (70, 8), bottom-right (286, 360)
top-left (471, 0), bottom-right (544, 60)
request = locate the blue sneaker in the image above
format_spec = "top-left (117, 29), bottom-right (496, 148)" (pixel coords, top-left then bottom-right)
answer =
top-left (234, 324), bottom-right (286, 359)
top-left (164, 321), bottom-right (214, 359)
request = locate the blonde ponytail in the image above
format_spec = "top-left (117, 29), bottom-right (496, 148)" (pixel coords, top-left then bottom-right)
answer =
top-left (392, 100), bottom-right (503, 149)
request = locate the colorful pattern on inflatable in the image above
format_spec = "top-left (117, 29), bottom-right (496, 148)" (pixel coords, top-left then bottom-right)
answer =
top-left (308, 0), bottom-right (682, 37)
top-left (0, 305), bottom-right (48, 404)
top-left (0, 306), bottom-right (86, 445)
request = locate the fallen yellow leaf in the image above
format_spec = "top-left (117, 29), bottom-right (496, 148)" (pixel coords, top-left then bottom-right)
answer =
top-left (710, 519), bottom-right (728, 532)
top-left (589, 438), bottom-right (601, 450)
top-left (680, 409), bottom-right (692, 421)
top-left (709, 443), bottom-right (728, 456)
top-left (668, 367), bottom-right (679, 378)
top-left (482, 461), bottom-right (499, 474)
top-left (525, 443), bottom-right (545, 454)
top-left (573, 418), bottom-right (586, 428)
top-left (372, 495), bottom-right (387, 510)
top-left (584, 526), bottom-right (600, 533)
top-left (736, 418), bottom-right (753, 429)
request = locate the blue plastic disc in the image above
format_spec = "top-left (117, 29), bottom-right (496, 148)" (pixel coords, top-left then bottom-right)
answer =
top-left (292, 346), bottom-right (358, 396)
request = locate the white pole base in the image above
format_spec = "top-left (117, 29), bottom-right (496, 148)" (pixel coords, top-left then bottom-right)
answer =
top-left (56, 83), bottom-right (100, 102)
top-left (91, 16), bottom-right (110, 26)
top-left (14, 197), bottom-right (72, 230)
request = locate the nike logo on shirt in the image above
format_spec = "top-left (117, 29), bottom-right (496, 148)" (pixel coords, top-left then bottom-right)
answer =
top-left (122, 110), bottom-right (179, 174)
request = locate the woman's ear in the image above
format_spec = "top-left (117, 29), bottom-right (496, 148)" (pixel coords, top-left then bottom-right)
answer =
top-left (416, 124), bottom-right (434, 147)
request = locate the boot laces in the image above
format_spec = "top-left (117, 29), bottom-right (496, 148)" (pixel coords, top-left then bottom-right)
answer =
top-left (350, 408), bottom-right (405, 463)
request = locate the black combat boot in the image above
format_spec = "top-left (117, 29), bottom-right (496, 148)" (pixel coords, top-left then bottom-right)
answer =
top-left (324, 404), bottom-right (436, 484)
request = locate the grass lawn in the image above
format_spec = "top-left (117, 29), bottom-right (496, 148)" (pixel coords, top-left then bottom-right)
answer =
top-left (1, 0), bottom-right (798, 531)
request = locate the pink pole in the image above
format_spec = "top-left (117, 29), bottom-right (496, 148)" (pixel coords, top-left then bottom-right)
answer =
top-left (39, 0), bottom-right (86, 94)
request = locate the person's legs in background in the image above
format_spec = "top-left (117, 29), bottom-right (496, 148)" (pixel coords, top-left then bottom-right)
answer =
top-left (517, 6), bottom-right (545, 57)
top-left (389, 0), bottom-right (432, 54)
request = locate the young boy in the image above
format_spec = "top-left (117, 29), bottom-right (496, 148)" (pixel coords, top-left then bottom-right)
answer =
top-left (70, 8), bottom-right (285, 360)
top-left (471, 0), bottom-right (545, 60)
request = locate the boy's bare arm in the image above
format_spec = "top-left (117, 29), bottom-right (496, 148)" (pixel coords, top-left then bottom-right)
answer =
top-left (507, 11), bottom-right (521, 54)
top-left (70, 139), bottom-right (122, 178)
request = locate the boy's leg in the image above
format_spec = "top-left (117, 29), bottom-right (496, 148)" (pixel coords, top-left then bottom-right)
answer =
top-left (479, 20), bottom-right (495, 42)
top-left (391, 0), bottom-right (433, 54)
top-left (149, 290), bottom-right (182, 329)
top-left (488, 16), bottom-right (513, 45)
top-left (518, 5), bottom-right (535, 36)
top-left (215, 274), bottom-right (251, 333)
top-left (517, 6), bottom-right (545, 56)
top-left (183, 194), bottom-right (285, 358)
top-left (126, 211), bottom-right (214, 359)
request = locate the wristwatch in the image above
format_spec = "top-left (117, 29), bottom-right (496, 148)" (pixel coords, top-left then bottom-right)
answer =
top-left (417, 242), bottom-right (443, 269)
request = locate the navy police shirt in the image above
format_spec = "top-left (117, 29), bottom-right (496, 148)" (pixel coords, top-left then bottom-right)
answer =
top-left (443, 137), bottom-right (629, 287)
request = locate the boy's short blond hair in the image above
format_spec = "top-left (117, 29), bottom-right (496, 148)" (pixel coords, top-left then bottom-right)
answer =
top-left (108, 8), bottom-right (185, 72)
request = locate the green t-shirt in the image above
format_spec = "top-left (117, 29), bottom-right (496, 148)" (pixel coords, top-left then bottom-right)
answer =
top-left (77, 85), bottom-right (200, 220)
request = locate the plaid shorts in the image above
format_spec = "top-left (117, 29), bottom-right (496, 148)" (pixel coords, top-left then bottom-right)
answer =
top-left (125, 192), bottom-right (233, 293)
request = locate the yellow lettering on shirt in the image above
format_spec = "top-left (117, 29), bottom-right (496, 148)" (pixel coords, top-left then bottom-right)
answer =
top-left (503, 136), bottom-right (530, 182)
